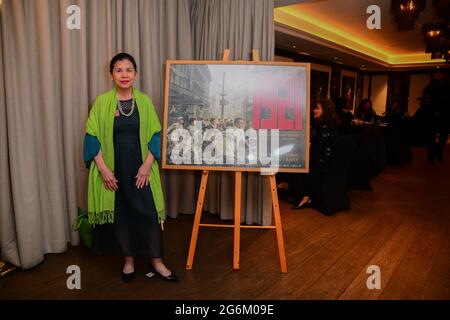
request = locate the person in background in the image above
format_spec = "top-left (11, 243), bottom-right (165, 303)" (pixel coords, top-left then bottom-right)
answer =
top-left (412, 86), bottom-right (434, 147)
top-left (167, 116), bottom-right (184, 135)
top-left (83, 53), bottom-right (178, 283)
top-left (334, 96), bottom-right (353, 132)
top-left (427, 71), bottom-right (450, 164)
top-left (187, 118), bottom-right (196, 136)
top-left (355, 98), bottom-right (377, 123)
top-left (290, 99), bottom-right (341, 209)
top-left (234, 117), bottom-right (246, 130)
top-left (385, 99), bottom-right (404, 125)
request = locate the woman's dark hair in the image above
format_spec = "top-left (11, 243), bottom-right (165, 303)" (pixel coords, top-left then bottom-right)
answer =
top-left (109, 52), bottom-right (137, 74)
top-left (315, 99), bottom-right (341, 128)
top-left (356, 98), bottom-right (373, 119)
top-left (359, 98), bottom-right (372, 109)
top-left (333, 96), bottom-right (347, 111)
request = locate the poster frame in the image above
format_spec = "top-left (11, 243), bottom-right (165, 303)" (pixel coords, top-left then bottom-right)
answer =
top-left (162, 60), bottom-right (311, 173)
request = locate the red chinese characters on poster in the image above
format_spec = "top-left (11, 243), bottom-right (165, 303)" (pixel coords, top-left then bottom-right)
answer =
top-left (252, 78), bottom-right (304, 131)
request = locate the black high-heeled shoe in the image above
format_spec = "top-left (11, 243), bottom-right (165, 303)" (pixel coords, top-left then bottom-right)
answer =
top-left (121, 271), bottom-right (135, 283)
top-left (148, 264), bottom-right (179, 282)
top-left (292, 199), bottom-right (312, 210)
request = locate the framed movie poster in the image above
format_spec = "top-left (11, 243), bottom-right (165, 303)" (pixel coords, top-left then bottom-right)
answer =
top-left (311, 63), bottom-right (331, 101)
top-left (340, 70), bottom-right (357, 111)
top-left (162, 61), bottom-right (310, 172)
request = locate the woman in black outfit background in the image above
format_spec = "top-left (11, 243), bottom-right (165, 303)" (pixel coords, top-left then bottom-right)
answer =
top-left (291, 99), bottom-right (341, 209)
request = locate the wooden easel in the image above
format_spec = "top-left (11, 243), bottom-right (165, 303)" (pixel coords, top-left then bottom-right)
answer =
top-left (185, 49), bottom-right (287, 273)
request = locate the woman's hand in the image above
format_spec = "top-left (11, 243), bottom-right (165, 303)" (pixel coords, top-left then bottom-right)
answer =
top-left (135, 163), bottom-right (151, 189)
top-left (94, 151), bottom-right (118, 191)
top-left (100, 167), bottom-right (118, 191)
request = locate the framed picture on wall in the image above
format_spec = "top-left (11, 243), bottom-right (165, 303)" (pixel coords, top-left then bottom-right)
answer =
top-left (162, 61), bottom-right (311, 172)
top-left (340, 70), bottom-right (357, 111)
top-left (387, 73), bottom-right (410, 115)
top-left (311, 63), bottom-right (331, 101)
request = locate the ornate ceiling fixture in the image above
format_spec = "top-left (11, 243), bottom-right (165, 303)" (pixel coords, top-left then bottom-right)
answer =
top-left (421, 1), bottom-right (450, 62)
top-left (391, 0), bottom-right (427, 31)
top-left (422, 21), bottom-right (448, 59)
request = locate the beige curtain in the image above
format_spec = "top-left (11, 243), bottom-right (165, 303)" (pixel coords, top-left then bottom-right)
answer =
top-left (0, 3), bottom-right (16, 265)
top-left (185, 0), bottom-right (275, 224)
top-left (0, 0), bottom-right (193, 269)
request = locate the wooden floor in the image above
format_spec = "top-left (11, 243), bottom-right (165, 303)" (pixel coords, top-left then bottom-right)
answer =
top-left (1, 147), bottom-right (449, 300)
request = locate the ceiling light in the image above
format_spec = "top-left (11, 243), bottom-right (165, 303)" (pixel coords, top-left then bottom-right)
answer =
top-left (422, 21), bottom-right (449, 60)
top-left (391, 0), bottom-right (426, 31)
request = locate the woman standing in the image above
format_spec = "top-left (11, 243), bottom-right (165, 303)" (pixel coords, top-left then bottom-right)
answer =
top-left (83, 53), bottom-right (178, 282)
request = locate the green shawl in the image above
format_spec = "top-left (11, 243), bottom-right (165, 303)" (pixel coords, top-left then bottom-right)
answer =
top-left (86, 87), bottom-right (165, 226)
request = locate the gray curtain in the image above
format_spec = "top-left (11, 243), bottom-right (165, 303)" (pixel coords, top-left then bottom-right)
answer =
top-left (184, 0), bottom-right (275, 224)
top-left (190, 0), bottom-right (274, 61)
top-left (0, 0), bottom-right (193, 269)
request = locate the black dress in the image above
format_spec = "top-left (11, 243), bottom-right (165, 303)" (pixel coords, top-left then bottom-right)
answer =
top-left (92, 99), bottom-right (163, 258)
top-left (289, 120), bottom-right (339, 201)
